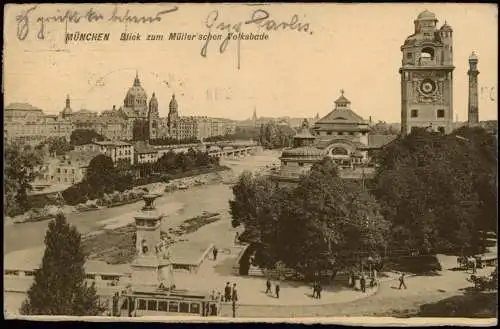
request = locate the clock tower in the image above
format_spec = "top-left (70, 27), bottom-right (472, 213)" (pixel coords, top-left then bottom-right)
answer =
top-left (400, 10), bottom-right (455, 135)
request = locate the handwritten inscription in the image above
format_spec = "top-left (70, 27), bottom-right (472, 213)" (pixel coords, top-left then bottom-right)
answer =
top-left (480, 86), bottom-right (497, 101)
top-left (15, 5), bottom-right (178, 41)
top-left (201, 8), bottom-right (312, 69)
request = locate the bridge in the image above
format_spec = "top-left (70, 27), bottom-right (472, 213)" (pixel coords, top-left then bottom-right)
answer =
top-left (153, 143), bottom-right (262, 159)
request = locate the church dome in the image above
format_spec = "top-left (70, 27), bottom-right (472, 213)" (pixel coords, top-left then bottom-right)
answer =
top-left (417, 9), bottom-right (436, 20)
top-left (281, 146), bottom-right (325, 158)
top-left (124, 72), bottom-right (148, 107)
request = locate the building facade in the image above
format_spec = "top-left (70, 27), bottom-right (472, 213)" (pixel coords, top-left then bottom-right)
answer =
top-left (35, 151), bottom-right (101, 186)
top-left (313, 91), bottom-right (371, 167)
top-left (273, 119), bottom-right (326, 186)
top-left (400, 10), bottom-right (454, 135)
top-left (4, 102), bottom-right (72, 146)
top-left (166, 95), bottom-right (237, 141)
top-left (75, 141), bottom-right (135, 165)
top-left (134, 141), bottom-right (159, 165)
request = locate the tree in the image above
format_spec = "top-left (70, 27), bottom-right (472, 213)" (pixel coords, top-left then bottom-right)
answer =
top-left (39, 137), bottom-right (74, 156)
top-left (20, 213), bottom-right (104, 315)
top-left (86, 155), bottom-right (117, 195)
top-left (4, 142), bottom-right (44, 216)
top-left (373, 126), bottom-right (497, 255)
top-left (70, 129), bottom-right (106, 146)
top-left (229, 158), bottom-right (390, 279)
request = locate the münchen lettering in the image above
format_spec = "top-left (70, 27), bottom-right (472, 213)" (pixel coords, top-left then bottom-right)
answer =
top-left (65, 32), bottom-right (110, 42)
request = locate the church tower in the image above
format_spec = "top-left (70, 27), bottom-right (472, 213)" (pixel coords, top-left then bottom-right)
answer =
top-left (400, 10), bottom-right (454, 135)
top-left (61, 94), bottom-right (73, 119)
top-left (167, 94), bottom-right (179, 138)
top-left (467, 51), bottom-right (480, 126)
top-left (148, 92), bottom-right (160, 140)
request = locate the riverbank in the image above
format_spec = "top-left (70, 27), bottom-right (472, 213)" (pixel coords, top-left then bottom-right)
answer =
top-left (5, 166), bottom-right (231, 227)
top-left (83, 212), bottom-right (221, 265)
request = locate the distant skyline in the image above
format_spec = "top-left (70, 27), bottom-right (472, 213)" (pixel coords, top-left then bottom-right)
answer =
top-left (3, 3), bottom-right (498, 123)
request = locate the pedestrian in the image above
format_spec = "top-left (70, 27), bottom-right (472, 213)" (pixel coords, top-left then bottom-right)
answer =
top-left (232, 283), bottom-right (238, 303)
top-left (224, 282), bottom-right (231, 302)
top-left (398, 272), bottom-right (407, 290)
top-left (275, 282), bottom-right (280, 299)
top-left (360, 274), bottom-right (366, 293)
top-left (235, 232), bottom-right (240, 244)
top-left (265, 279), bottom-right (272, 294)
top-left (213, 246), bottom-right (219, 261)
top-left (312, 282), bottom-right (317, 298)
top-left (348, 270), bottom-right (355, 288)
top-left (317, 282), bottom-right (322, 299)
top-left (471, 257), bottom-right (477, 274)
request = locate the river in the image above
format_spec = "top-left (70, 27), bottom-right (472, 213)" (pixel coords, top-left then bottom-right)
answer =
top-left (3, 150), bottom-right (281, 255)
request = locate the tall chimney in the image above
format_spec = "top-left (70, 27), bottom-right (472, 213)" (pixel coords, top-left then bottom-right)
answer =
top-left (467, 51), bottom-right (480, 126)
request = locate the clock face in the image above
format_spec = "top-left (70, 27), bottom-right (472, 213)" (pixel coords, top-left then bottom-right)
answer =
top-left (420, 79), bottom-right (437, 95)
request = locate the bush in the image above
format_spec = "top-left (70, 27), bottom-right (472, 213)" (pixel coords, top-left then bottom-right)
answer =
top-left (417, 292), bottom-right (497, 318)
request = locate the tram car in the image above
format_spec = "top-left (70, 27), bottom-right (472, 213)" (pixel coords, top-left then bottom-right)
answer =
top-left (118, 287), bottom-right (222, 317)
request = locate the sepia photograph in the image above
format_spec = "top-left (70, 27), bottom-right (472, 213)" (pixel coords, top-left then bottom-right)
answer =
top-left (3, 3), bottom-right (498, 325)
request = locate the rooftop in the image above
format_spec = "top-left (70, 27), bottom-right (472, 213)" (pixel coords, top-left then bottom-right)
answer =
top-left (134, 141), bottom-right (159, 154)
top-left (4, 103), bottom-right (43, 111)
top-left (93, 141), bottom-right (131, 147)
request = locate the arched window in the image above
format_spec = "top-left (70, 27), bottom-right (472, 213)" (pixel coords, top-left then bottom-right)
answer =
top-left (331, 147), bottom-right (348, 156)
top-left (421, 47), bottom-right (435, 61)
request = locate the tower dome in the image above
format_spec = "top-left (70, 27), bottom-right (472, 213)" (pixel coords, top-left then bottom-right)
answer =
top-left (124, 72), bottom-right (148, 109)
top-left (469, 51), bottom-right (478, 61)
top-left (150, 92), bottom-right (158, 106)
top-left (440, 21), bottom-right (453, 32)
top-left (417, 9), bottom-right (437, 20)
top-left (169, 94), bottom-right (178, 110)
top-left (61, 94), bottom-right (72, 118)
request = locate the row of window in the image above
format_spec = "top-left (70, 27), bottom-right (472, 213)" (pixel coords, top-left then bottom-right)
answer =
top-left (409, 126), bottom-right (446, 134)
top-left (320, 131), bottom-right (367, 136)
top-left (410, 109), bottom-right (446, 118)
top-left (134, 299), bottom-right (201, 314)
top-left (56, 168), bottom-right (76, 174)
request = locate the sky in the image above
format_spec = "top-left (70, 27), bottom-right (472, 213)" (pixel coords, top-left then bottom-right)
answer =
top-left (3, 3), bottom-right (498, 122)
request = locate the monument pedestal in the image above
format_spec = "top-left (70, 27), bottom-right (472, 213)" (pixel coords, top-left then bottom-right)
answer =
top-left (131, 255), bottom-right (173, 288)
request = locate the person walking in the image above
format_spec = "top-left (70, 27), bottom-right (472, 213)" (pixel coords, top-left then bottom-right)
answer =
top-left (398, 272), bottom-right (407, 290)
top-left (232, 283), bottom-right (238, 303)
top-left (317, 282), bottom-right (322, 299)
top-left (265, 279), bottom-right (272, 294)
top-left (471, 257), bottom-right (477, 274)
top-left (231, 283), bottom-right (238, 317)
top-left (212, 246), bottom-right (219, 261)
top-left (312, 282), bottom-right (318, 298)
top-left (275, 282), bottom-right (280, 299)
top-left (224, 282), bottom-right (231, 302)
top-left (360, 274), bottom-right (366, 293)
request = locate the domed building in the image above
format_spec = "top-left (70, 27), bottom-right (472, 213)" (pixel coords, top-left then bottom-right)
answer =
top-left (272, 119), bottom-right (326, 186)
top-left (119, 72), bottom-right (161, 141)
top-left (312, 90), bottom-right (371, 168)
